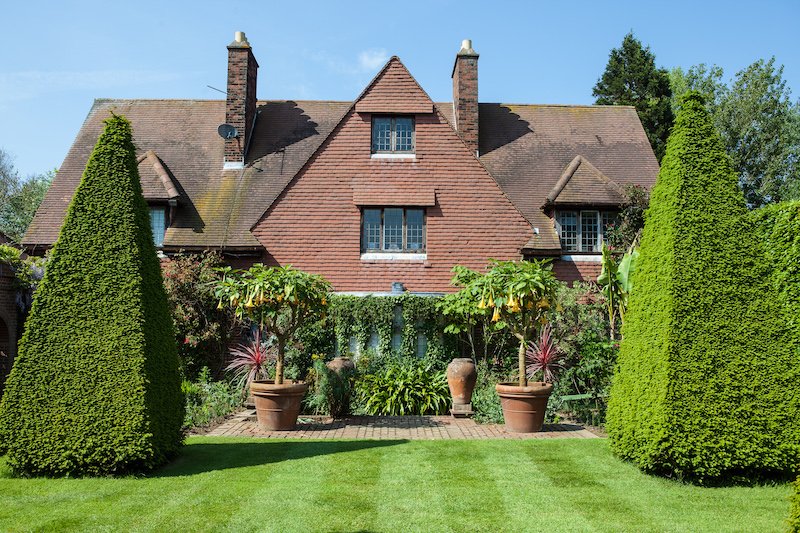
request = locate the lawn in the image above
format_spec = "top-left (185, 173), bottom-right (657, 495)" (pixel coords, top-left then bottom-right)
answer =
top-left (0, 438), bottom-right (791, 532)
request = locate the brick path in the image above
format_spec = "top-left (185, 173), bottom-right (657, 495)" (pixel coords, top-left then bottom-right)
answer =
top-left (199, 410), bottom-right (599, 440)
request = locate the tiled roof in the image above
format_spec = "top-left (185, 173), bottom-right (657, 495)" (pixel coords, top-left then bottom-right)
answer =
top-left (25, 98), bottom-right (350, 251)
top-left (25, 82), bottom-right (658, 257)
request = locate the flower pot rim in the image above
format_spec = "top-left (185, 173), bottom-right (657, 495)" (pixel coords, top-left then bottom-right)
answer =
top-left (250, 380), bottom-right (308, 394)
top-left (495, 381), bottom-right (553, 395)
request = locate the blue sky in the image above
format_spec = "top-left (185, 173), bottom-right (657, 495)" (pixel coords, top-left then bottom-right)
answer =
top-left (1, 0), bottom-right (798, 178)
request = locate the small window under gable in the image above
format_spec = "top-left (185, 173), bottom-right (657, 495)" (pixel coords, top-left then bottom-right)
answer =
top-left (362, 208), bottom-right (425, 253)
top-left (150, 206), bottom-right (167, 247)
top-left (372, 116), bottom-right (414, 155)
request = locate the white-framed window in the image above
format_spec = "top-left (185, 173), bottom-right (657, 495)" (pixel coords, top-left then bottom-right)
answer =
top-left (149, 206), bottom-right (167, 247)
top-left (362, 208), bottom-right (425, 252)
top-left (372, 117), bottom-right (414, 154)
top-left (556, 210), bottom-right (617, 252)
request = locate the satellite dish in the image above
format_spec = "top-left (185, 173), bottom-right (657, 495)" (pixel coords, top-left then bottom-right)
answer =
top-left (217, 124), bottom-right (238, 139)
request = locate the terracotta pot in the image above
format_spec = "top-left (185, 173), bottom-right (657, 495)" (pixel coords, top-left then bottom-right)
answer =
top-left (447, 358), bottom-right (477, 406)
top-left (495, 381), bottom-right (553, 433)
top-left (250, 380), bottom-right (308, 431)
top-left (326, 356), bottom-right (355, 375)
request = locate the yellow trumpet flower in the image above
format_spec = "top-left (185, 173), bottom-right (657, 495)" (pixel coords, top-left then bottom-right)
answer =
top-left (526, 300), bottom-right (534, 309)
top-left (491, 307), bottom-right (501, 322)
top-left (506, 293), bottom-right (515, 307)
top-left (487, 296), bottom-right (495, 308)
top-left (217, 300), bottom-right (224, 310)
top-left (536, 298), bottom-right (550, 309)
top-left (555, 302), bottom-right (563, 312)
top-left (477, 296), bottom-right (486, 309)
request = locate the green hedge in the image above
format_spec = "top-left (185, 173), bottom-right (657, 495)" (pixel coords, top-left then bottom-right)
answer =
top-left (0, 114), bottom-right (184, 476)
top-left (606, 92), bottom-right (799, 484)
top-left (749, 201), bottom-right (800, 338)
top-left (790, 476), bottom-right (800, 533)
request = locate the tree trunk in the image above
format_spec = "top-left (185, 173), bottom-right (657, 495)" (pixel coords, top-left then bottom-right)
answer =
top-left (518, 338), bottom-right (527, 387)
top-left (275, 336), bottom-right (286, 385)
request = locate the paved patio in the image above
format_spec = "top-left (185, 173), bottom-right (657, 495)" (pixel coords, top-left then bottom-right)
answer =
top-left (199, 410), bottom-right (600, 440)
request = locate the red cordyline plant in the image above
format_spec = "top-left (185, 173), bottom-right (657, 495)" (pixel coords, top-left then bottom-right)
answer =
top-left (525, 325), bottom-right (565, 384)
top-left (226, 329), bottom-right (275, 391)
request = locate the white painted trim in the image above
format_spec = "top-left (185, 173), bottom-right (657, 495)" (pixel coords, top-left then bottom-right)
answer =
top-left (560, 254), bottom-right (603, 262)
top-left (223, 161), bottom-right (244, 170)
top-left (360, 252), bottom-right (427, 261)
top-left (370, 153), bottom-right (416, 160)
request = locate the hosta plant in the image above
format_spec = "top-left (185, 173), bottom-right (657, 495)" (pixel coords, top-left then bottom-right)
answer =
top-left (358, 358), bottom-right (449, 415)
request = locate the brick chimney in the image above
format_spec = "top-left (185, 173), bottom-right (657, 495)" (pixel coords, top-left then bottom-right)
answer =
top-left (452, 39), bottom-right (479, 156)
top-left (224, 31), bottom-right (259, 169)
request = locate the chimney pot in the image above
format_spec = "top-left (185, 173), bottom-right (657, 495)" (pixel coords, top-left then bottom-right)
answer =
top-left (235, 31), bottom-right (246, 43)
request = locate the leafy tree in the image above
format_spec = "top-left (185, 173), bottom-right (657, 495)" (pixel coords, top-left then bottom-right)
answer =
top-left (0, 149), bottom-right (54, 243)
top-left (606, 92), bottom-right (799, 484)
top-left (670, 59), bottom-right (800, 207)
top-left (604, 183), bottom-right (649, 250)
top-left (593, 32), bottom-right (674, 162)
top-left (0, 114), bottom-right (184, 476)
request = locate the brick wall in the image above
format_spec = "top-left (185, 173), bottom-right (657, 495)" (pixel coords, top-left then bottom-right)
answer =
top-left (252, 61), bottom-right (532, 294)
top-left (452, 51), bottom-right (479, 154)
top-left (225, 41), bottom-right (258, 165)
top-left (550, 258), bottom-right (602, 286)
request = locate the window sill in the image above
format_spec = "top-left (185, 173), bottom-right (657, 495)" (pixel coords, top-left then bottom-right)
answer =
top-left (371, 153), bottom-right (416, 160)
top-left (560, 254), bottom-right (602, 262)
top-left (361, 252), bottom-right (427, 261)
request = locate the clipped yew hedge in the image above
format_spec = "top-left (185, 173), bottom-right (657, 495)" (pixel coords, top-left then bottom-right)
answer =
top-left (0, 114), bottom-right (184, 476)
top-left (749, 200), bottom-right (800, 337)
top-left (606, 92), bottom-right (799, 484)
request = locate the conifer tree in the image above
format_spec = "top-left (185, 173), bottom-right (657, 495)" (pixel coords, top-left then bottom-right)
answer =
top-left (606, 92), bottom-right (799, 484)
top-left (0, 114), bottom-right (183, 476)
top-left (594, 32), bottom-right (674, 163)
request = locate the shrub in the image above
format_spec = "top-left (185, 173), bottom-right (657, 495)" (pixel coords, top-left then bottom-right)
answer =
top-left (358, 357), bottom-right (449, 415)
top-left (182, 368), bottom-right (244, 431)
top-left (0, 114), bottom-right (183, 476)
top-left (162, 251), bottom-right (235, 380)
top-left (307, 358), bottom-right (357, 418)
top-left (606, 92), bottom-right (799, 484)
top-left (471, 359), bottom-right (505, 424)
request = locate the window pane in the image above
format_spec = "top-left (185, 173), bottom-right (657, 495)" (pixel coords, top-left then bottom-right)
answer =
top-left (559, 211), bottom-right (577, 252)
top-left (150, 207), bottom-right (165, 247)
top-left (384, 208), bottom-right (403, 250)
top-left (406, 209), bottom-right (423, 250)
top-left (363, 209), bottom-right (381, 250)
top-left (394, 118), bottom-right (413, 152)
top-left (581, 211), bottom-right (599, 252)
top-left (373, 118), bottom-right (392, 152)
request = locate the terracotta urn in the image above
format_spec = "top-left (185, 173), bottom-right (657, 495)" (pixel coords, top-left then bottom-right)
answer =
top-left (326, 356), bottom-right (355, 375)
top-left (250, 380), bottom-right (308, 431)
top-left (495, 381), bottom-right (553, 433)
top-left (446, 358), bottom-right (478, 406)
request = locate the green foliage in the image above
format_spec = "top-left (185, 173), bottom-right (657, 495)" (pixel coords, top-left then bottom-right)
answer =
top-left (471, 359), bottom-right (505, 424)
top-left (464, 259), bottom-right (563, 386)
top-left (162, 251), bottom-right (235, 380)
top-left (0, 148), bottom-right (54, 243)
top-left (597, 242), bottom-right (639, 339)
top-left (789, 476), bottom-right (800, 533)
top-left (604, 183), bottom-right (650, 250)
top-left (749, 201), bottom-right (800, 337)
top-left (357, 357), bottom-right (449, 415)
top-left (181, 368), bottom-right (244, 431)
top-left (307, 358), bottom-right (357, 418)
top-left (215, 264), bottom-right (331, 384)
top-left (328, 293), bottom-right (451, 365)
top-left (0, 244), bottom-right (46, 312)
top-left (607, 92), bottom-right (800, 484)
top-left (670, 59), bottom-right (800, 207)
top-left (593, 32), bottom-right (674, 162)
top-left (0, 114), bottom-right (184, 476)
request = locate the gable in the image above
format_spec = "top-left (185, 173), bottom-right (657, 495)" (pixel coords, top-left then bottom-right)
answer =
top-left (354, 57), bottom-right (434, 114)
top-left (546, 155), bottom-right (626, 206)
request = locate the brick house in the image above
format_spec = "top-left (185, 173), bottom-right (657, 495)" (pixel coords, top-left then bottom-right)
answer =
top-left (23, 33), bottom-right (659, 293)
top-left (0, 233), bottom-right (22, 392)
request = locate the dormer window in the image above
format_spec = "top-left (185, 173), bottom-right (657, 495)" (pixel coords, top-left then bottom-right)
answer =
top-left (556, 210), bottom-right (617, 252)
top-left (372, 117), bottom-right (414, 154)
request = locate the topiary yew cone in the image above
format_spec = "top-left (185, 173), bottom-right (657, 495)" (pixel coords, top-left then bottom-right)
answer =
top-left (606, 92), bottom-right (799, 484)
top-left (0, 113), bottom-right (184, 476)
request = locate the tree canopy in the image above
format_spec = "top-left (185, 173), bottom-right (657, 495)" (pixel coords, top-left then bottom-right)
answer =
top-left (593, 32), bottom-right (674, 163)
top-left (670, 58), bottom-right (800, 207)
top-left (0, 148), bottom-right (54, 242)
